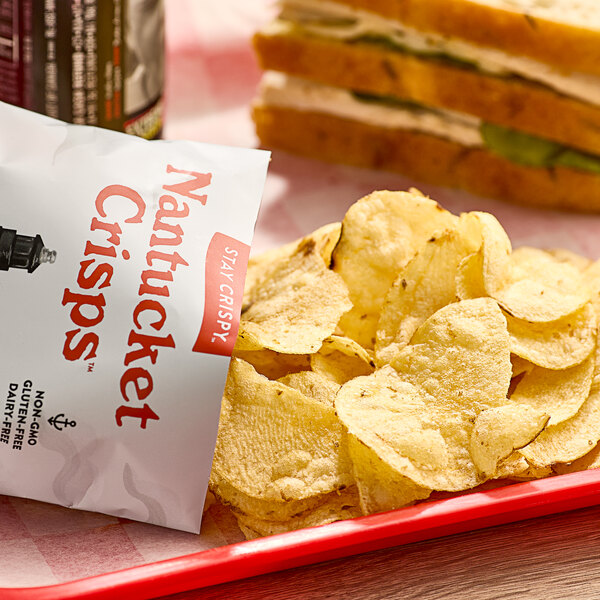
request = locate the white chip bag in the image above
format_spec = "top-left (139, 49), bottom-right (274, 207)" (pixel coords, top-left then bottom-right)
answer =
top-left (0, 102), bottom-right (270, 533)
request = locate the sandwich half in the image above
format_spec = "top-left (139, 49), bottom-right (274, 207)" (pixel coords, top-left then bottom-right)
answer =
top-left (252, 0), bottom-right (600, 211)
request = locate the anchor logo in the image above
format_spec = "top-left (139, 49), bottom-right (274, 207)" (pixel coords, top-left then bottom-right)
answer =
top-left (48, 413), bottom-right (77, 431)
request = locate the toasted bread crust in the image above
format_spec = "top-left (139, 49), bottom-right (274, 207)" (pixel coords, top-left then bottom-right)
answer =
top-left (253, 104), bottom-right (600, 213)
top-left (254, 30), bottom-right (600, 156)
top-left (329, 0), bottom-right (600, 76)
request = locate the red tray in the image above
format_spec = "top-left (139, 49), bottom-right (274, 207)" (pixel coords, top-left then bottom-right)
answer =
top-left (4, 469), bottom-right (600, 600)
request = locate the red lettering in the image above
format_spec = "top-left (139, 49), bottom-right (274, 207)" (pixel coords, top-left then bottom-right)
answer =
top-left (133, 299), bottom-right (167, 331)
top-left (62, 289), bottom-right (106, 327)
top-left (115, 403), bottom-right (159, 428)
top-left (124, 330), bottom-right (175, 366)
top-left (163, 165), bottom-right (211, 205)
top-left (150, 220), bottom-right (184, 247)
top-left (146, 250), bottom-right (188, 271)
top-left (157, 195), bottom-right (189, 219)
top-left (90, 217), bottom-right (122, 246)
top-left (76, 259), bottom-right (114, 290)
top-left (62, 329), bottom-right (99, 361)
top-left (120, 367), bottom-right (153, 402)
top-left (84, 240), bottom-right (117, 258)
top-left (138, 269), bottom-right (172, 297)
top-left (96, 184), bottom-right (145, 223)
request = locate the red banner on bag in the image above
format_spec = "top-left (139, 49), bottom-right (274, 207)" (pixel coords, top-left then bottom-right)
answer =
top-left (193, 232), bottom-right (250, 356)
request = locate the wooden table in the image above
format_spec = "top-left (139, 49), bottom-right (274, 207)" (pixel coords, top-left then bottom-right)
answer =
top-left (161, 504), bottom-right (600, 599)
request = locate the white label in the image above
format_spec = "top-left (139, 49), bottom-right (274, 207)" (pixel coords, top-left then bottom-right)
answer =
top-left (0, 102), bottom-right (270, 533)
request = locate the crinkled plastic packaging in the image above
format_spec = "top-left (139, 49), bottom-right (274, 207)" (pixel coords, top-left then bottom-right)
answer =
top-left (0, 102), bottom-right (270, 533)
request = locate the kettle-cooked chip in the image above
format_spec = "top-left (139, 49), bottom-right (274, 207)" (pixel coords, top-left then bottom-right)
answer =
top-left (233, 348), bottom-right (310, 380)
top-left (392, 298), bottom-right (512, 416)
top-left (216, 190), bottom-right (600, 539)
top-left (210, 470), bottom-right (328, 521)
top-left (211, 359), bottom-right (354, 504)
top-left (237, 238), bottom-right (352, 354)
top-left (490, 244), bottom-right (590, 322)
top-left (347, 434), bottom-right (431, 515)
top-left (545, 248), bottom-right (592, 272)
top-left (332, 190), bottom-right (457, 347)
top-left (456, 250), bottom-right (486, 301)
top-left (311, 335), bottom-right (375, 385)
top-left (586, 260), bottom-right (600, 319)
top-left (469, 405), bottom-right (549, 478)
top-left (520, 339), bottom-right (600, 467)
top-left (510, 355), bottom-right (594, 426)
top-left (553, 444), bottom-right (600, 474)
top-left (337, 299), bottom-right (513, 492)
top-left (335, 367), bottom-right (454, 490)
top-left (244, 222), bottom-right (342, 302)
top-left (235, 486), bottom-right (362, 539)
top-left (375, 229), bottom-right (475, 366)
top-left (468, 213), bottom-right (590, 322)
top-left (506, 303), bottom-right (597, 370)
top-left (278, 370), bottom-right (341, 406)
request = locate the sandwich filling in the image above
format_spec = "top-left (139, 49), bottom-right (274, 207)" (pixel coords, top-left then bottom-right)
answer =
top-left (258, 72), bottom-right (600, 175)
top-left (269, 0), bottom-right (600, 106)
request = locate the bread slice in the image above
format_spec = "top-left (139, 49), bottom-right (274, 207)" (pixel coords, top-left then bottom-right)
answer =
top-left (253, 102), bottom-right (600, 212)
top-left (254, 26), bottom-right (600, 156)
top-left (318, 0), bottom-right (600, 76)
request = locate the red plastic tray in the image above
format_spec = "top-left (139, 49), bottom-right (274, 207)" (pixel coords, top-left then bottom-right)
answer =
top-left (4, 469), bottom-right (600, 600)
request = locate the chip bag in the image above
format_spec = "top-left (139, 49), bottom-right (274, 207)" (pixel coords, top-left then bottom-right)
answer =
top-left (0, 102), bottom-right (270, 532)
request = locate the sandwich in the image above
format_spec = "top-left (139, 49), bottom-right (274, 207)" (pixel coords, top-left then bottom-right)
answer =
top-left (252, 0), bottom-right (600, 212)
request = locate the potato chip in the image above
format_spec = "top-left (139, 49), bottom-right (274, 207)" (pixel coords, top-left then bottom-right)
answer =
top-left (336, 312), bottom-right (380, 350)
top-left (494, 452), bottom-right (529, 479)
top-left (506, 303), bottom-right (597, 370)
top-left (233, 348), bottom-right (310, 380)
top-left (213, 190), bottom-right (600, 538)
top-left (510, 355), bottom-right (594, 425)
top-left (244, 222), bottom-right (341, 302)
top-left (466, 214), bottom-right (590, 322)
top-left (545, 248), bottom-right (592, 272)
top-left (553, 444), bottom-right (600, 475)
top-left (311, 335), bottom-right (375, 385)
top-left (278, 370), bottom-right (340, 407)
top-left (347, 434), bottom-right (431, 515)
top-left (210, 470), bottom-right (327, 521)
top-left (332, 190), bottom-right (457, 347)
top-left (586, 259), bottom-right (600, 319)
top-left (469, 405), bottom-right (548, 478)
top-left (375, 229), bottom-right (475, 366)
top-left (473, 211), bottom-right (512, 294)
top-left (391, 298), bottom-right (512, 416)
top-left (211, 359), bottom-right (354, 504)
top-left (490, 245), bottom-right (590, 322)
top-left (520, 340), bottom-right (600, 467)
top-left (337, 299), bottom-right (512, 492)
top-left (506, 464), bottom-right (553, 481)
top-left (336, 367), bottom-right (454, 490)
top-left (235, 487), bottom-right (362, 539)
top-left (236, 237), bottom-right (352, 354)
top-left (456, 250), bottom-right (486, 301)
top-left (203, 490), bottom-right (216, 514)
top-left (511, 355), bottom-right (534, 378)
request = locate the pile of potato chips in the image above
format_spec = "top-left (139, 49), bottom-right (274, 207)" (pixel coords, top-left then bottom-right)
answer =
top-left (208, 190), bottom-right (600, 540)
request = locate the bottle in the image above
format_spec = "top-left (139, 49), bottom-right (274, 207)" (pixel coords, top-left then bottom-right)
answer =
top-left (0, 227), bottom-right (57, 273)
top-left (0, 0), bottom-right (164, 139)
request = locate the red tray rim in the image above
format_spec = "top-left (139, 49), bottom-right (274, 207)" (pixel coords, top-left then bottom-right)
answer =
top-left (3, 468), bottom-right (600, 600)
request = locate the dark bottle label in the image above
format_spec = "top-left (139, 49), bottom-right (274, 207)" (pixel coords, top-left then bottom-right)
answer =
top-left (0, 0), bottom-right (164, 139)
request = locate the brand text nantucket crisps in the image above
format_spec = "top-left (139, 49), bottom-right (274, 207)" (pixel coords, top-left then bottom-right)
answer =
top-left (0, 102), bottom-right (270, 533)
